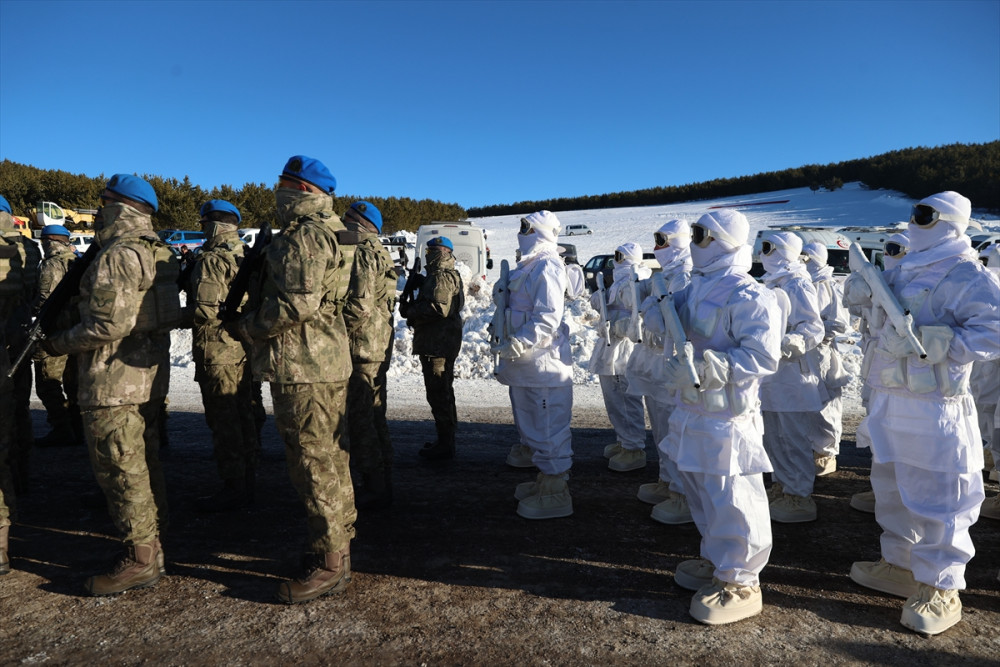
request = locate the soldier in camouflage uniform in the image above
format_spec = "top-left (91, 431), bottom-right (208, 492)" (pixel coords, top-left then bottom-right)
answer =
top-left (342, 201), bottom-right (397, 509)
top-left (0, 195), bottom-right (26, 574)
top-left (2, 202), bottom-right (40, 494)
top-left (235, 156), bottom-right (357, 604)
top-left (399, 236), bottom-right (465, 461)
top-left (190, 199), bottom-right (259, 511)
top-left (33, 224), bottom-right (84, 447)
top-left (44, 174), bottom-right (180, 595)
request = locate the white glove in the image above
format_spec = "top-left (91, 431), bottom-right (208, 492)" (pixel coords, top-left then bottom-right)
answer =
top-left (493, 337), bottom-right (527, 360)
top-left (642, 306), bottom-right (666, 336)
top-left (697, 349), bottom-right (729, 391)
top-left (612, 317), bottom-right (631, 338)
top-left (879, 326), bottom-right (919, 359)
top-left (663, 356), bottom-right (685, 389)
top-left (843, 272), bottom-right (872, 308)
top-left (781, 333), bottom-right (807, 359)
top-left (920, 325), bottom-right (953, 364)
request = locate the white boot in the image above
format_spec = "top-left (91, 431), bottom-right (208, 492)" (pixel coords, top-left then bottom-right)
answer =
top-left (651, 492), bottom-right (693, 525)
top-left (603, 441), bottom-right (623, 459)
top-left (505, 444), bottom-right (535, 468)
top-left (850, 558), bottom-right (918, 598)
top-left (636, 480), bottom-right (672, 505)
top-left (766, 483), bottom-right (783, 502)
top-left (608, 448), bottom-right (646, 472)
top-left (900, 584), bottom-right (962, 635)
top-left (674, 559), bottom-right (714, 591)
top-left (850, 490), bottom-right (876, 514)
top-left (517, 473), bottom-right (573, 520)
top-left (769, 494), bottom-right (817, 523)
top-left (514, 472), bottom-right (544, 501)
top-left (689, 578), bottom-right (763, 625)
top-left (980, 494), bottom-right (1000, 521)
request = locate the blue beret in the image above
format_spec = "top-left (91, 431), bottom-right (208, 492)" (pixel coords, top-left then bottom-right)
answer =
top-left (105, 174), bottom-right (159, 212)
top-left (282, 155), bottom-right (336, 194)
top-left (200, 199), bottom-right (242, 223)
top-left (350, 200), bottom-right (382, 233)
top-left (427, 236), bottom-right (454, 251)
top-left (42, 224), bottom-right (71, 237)
top-left (0, 196), bottom-right (10, 214)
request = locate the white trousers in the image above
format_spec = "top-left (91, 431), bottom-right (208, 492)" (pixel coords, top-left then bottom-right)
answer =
top-left (871, 460), bottom-right (983, 590)
top-left (509, 385), bottom-right (573, 476)
top-left (648, 396), bottom-right (683, 492)
top-left (762, 410), bottom-right (822, 497)
top-left (679, 470), bottom-right (772, 586)
top-left (814, 396), bottom-right (843, 456)
top-left (599, 374), bottom-right (646, 449)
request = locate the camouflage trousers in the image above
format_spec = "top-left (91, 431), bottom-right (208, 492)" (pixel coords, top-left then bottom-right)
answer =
top-left (0, 378), bottom-right (14, 528)
top-left (34, 352), bottom-right (79, 431)
top-left (271, 381), bottom-right (356, 554)
top-left (83, 402), bottom-right (169, 546)
top-left (8, 356), bottom-right (33, 491)
top-left (419, 355), bottom-right (458, 446)
top-left (196, 360), bottom-right (260, 481)
top-left (346, 360), bottom-right (393, 476)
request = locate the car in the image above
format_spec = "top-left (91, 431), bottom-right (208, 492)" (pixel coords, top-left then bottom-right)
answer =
top-left (562, 224), bottom-right (592, 236)
top-left (583, 252), bottom-right (659, 293)
top-left (158, 229), bottom-right (206, 250)
top-left (70, 233), bottom-right (94, 254)
top-left (557, 242), bottom-right (579, 265)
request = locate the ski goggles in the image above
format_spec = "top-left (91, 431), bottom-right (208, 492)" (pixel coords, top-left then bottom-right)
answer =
top-left (653, 231), bottom-right (685, 248)
top-left (884, 241), bottom-right (907, 258)
top-left (760, 240), bottom-right (778, 256)
top-left (691, 224), bottom-right (713, 247)
top-left (910, 204), bottom-right (964, 228)
top-left (519, 218), bottom-right (534, 235)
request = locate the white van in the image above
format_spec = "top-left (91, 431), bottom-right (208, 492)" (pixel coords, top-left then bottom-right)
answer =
top-left (415, 221), bottom-right (493, 281)
top-left (561, 224), bottom-right (592, 236)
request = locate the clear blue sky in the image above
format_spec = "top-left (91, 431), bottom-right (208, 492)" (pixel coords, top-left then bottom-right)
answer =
top-left (1, 0), bottom-right (997, 209)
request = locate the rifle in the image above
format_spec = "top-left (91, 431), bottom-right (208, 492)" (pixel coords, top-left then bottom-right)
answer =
top-left (847, 242), bottom-right (926, 359)
top-left (7, 242), bottom-right (99, 378)
top-left (651, 272), bottom-right (700, 401)
top-left (596, 271), bottom-right (611, 346)
top-left (219, 221), bottom-right (272, 322)
top-left (629, 265), bottom-right (643, 344)
top-left (490, 259), bottom-right (510, 373)
top-left (400, 255), bottom-right (422, 306)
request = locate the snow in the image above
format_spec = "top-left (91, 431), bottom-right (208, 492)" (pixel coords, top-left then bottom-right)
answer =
top-left (159, 182), bottom-right (996, 415)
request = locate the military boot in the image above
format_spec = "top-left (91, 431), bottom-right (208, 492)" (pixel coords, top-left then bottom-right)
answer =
top-left (277, 546), bottom-right (352, 604)
top-left (0, 525), bottom-right (10, 576)
top-left (197, 478), bottom-right (252, 513)
top-left (86, 542), bottom-right (161, 596)
top-left (419, 426), bottom-right (456, 462)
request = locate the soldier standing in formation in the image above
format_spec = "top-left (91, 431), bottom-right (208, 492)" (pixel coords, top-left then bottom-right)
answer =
top-left (190, 199), bottom-right (260, 511)
top-left (33, 224), bottom-right (84, 448)
top-left (43, 175), bottom-right (180, 595)
top-left (342, 200), bottom-right (397, 508)
top-left (234, 156), bottom-right (357, 604)
top-left (399, 236), bottom-right (465, 462)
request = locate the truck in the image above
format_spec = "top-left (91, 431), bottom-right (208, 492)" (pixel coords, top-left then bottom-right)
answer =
top-left (32, 201), bottom-right (98, 230)
top-left (414, 221), bottom-right (493, 282)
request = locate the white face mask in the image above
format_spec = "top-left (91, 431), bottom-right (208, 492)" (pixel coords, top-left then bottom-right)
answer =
top-left (517, 233), bottom-right (542, 258)
top-left (907, 223), bottom-right (942, 253)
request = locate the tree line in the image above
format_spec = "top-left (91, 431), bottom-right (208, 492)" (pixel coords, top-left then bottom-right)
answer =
top-left (467, 142), bottom-right (1000, 217)
top-left (0, 160), bottom-right (467, 235)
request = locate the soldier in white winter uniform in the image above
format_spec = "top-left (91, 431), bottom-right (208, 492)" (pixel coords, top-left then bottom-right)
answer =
top-left (492, 211), bottom-right (575, 520)
top-left (624, 219), bottom-right (694, 524)
top-left (845, 191), bottom-right (1000, 636)
top-left (590, 242), bottom-right (651, 472)
top-left (801, 241), bottom-right (851, 476)
top-left (972, 241), bottom-right (1000, 521)
top-left (758, 232), bottom-right (826, 523)
top-left (660, 210), bottom-right (782, 626)
top-left (849, 231), bottom-right (909, 515)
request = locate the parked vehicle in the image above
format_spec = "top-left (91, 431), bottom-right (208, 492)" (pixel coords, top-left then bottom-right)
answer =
top-left (414, 221), bottom-right (493, 282)
top-left (562, 224), bottom-right (592, 236)
top-left (158, 229), bottom-right (206, 251)
top-left (239, 228), bottom-right (260, 246)
top-left (557, 242), bottom-right (579, 265)
top-left (70, 233), bottom-right (94, 254)
top-left (583, 252), bottom-right (658, 293)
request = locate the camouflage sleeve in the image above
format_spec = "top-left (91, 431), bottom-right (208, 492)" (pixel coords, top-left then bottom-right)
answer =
top-left (192, 252), bottom-right (236, 326)
top-left (408, 270), bottom-right (460, 323)
top-left (47, 245), bottom-right (146, 355)
top-left (242, 224), bottom-right (335, 340)
top-left (37, 256), bottom-right (69, 304)
top-left (343, 243), bottom-right (378, 336)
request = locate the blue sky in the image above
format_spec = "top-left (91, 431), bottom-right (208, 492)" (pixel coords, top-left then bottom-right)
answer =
top-left (1, 1), bottom-right (997, 209)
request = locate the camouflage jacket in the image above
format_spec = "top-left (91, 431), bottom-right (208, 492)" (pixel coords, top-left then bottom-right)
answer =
top-left (343, 230), bottom-right (396, 364)
top-left (0, 212), bottom-right (41, 344)
top-left (191, 230), bottom-right (247, 367)
top-left (46, 205), bottom-right (179, 408)
top-left (240, 209), bottom-right (354, 384)
top-left (408, 252), bottom-right (464, 359)
top-left (33, 241), bottom-right (80, 359)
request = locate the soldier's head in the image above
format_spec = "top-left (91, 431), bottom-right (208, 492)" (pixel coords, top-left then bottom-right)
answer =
top-left (100, 174), bottom-right (158, 216)
top-left (344, 201), bottom-right (383, 234)
top-left (425, 236), bottom-right (453, 264)
top-left (760, 231), bottom-right (803, 275)
top-left (883, 231), bottom-right (910, 271)
top-left (199, 199), bottom-right (241, 239)
top-left (690, 210), bottom-right (750, 271)
top-left (41, 224), bottom-right (72, 256)
top-left (909, 191), bottom-right (976, 252)
top-left (0, 195), bottom-right (10, 214)
top-left (276, 155), bottom-right (336, 227)
top-left (653, 218), bottom-right (692, 271)
top-left (0, 195), bottom-right (12, 231)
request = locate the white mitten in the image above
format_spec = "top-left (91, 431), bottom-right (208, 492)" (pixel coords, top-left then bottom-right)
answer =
top-left (697, 349), bottom-right (729, 391)
top-left (879, 327), bottom-right (918, 359)
top-left (781, 333), bottom-right (807, 359)
top-left (493, 337), bottom-right (527, 360)
top-left (919, 325), bottom-right (954, 364)
top-left (612, 317), bottom-right (631, 339)
top-left (663, 356), bottom-right (684, 388)
top-left (843, 272), bottom-right (872, 308)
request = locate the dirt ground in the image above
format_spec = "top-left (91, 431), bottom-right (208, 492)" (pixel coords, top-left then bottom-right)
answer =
top-left (2, 402), bottom-right (998, 666)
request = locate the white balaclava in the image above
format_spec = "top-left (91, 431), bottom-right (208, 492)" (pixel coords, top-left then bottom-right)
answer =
top-left (653, 218), bottom-right (692, 273)
top-left (882, 231), bottom-right (910, 271)
top-left (690, 210), bottom-right (750, 273)
top-left (908, 191), bottom-right (972, 253)
top-left (612, 241), bottom-right (642, 281)
top-left (518, 210), bottom-right (560, 258)
top-left (801, 241), bottom-right (828, 279)
top-left (761, 232), bottom-right (803, 276)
